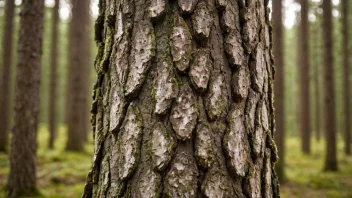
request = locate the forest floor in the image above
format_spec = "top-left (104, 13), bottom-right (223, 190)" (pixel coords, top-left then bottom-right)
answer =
top-left (0, 126), bottom-right (352, 197)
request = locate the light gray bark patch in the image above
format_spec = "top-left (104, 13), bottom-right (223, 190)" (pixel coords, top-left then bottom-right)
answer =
top-left (117, 103), bottom-right (143, 180)
top-left (215, 0), bottom-right (227, 10)
top-left (261, 101), bottom-right (269, 131)
top-left (223, 106), bottom-right (250, 177)
top-left (225, 32), bottom-right (245, 68)
top-left (253, 100), bottom-right (267, 158)
top-left (201, 167), bottom-right (237, 198)
top-left (189, 49), bottom-right (211, 93)
top-left (241, 0), bottom-right (260, 52)
top-left (108, 136), bottom-right (125, 197)
top-left (109, 83), bottom-right (127, 133)
top-left (125, 20), bottom-right (155, 97)
top-left (192, 2), bottom-right (212, 42)
top-left (178, 0), bottom-right (198, 15)
top-left (245, 89), bottom-right (260, 133)
top-left (170, 16), bottom-right (192, 73)
top-left (195, 121), bottom-right (214, 169)
top-left (109, 103), bottom-right (142, 196)
top-left (150, 122), bottom-right (175, 171)
top-left (220, 1), bottom-right (245, 68)
top-left (147, 0), bottom-right (166, 20)
top-left (164, 150), bottom-right (199, 198)
top-left (154, 59), bottom-right (178, 115)
top-left (114, 12), bottom-right (131, 87)
top-left (96, 154), bottom-right (110, 197)
top-left (247, 161), bottom-right (262, 198)
top-left (170, 83), bottom-right (199, 141)
top-left (263, 149), bottom-right (273, 198)
top-left (131, 167), bottom-right (161, 198)
top-left (232, 66), bottom-right (250, 102)
top-left (205, 75), bottom-right (229, 121)
top-left (249, 43), bottom-right (265, 93)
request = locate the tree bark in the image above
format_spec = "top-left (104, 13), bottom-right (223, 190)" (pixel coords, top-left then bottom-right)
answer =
top-left (322, 0), bottom-right (337, 171)
top-left (342, 0), bottom-right (350, 155)
top-left (7, 0), bottom-right (45, 197)
top-left (83, 0), bottom-right (280, 197)
top-left (273, 0), bottom-right (285, 181)
top-left (49, 0), bottom-right (60, 149)
top-left (66, 0), bottom-right (91, 150)
top-left (300, 0), bottom-right (311, 154)
top-left (0, 0), bottom-right (15, 152)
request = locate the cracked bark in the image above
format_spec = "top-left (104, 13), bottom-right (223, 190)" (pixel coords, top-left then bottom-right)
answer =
top-left (83, 0), bottom-right (279, 197)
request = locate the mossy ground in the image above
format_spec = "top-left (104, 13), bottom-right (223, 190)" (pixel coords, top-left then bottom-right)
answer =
top-left (0, 126), bottom-right (351, 197)
top-left (280, 136), bottom-right (352, 198)
top-left (0, 125), bottom-right (93, 198)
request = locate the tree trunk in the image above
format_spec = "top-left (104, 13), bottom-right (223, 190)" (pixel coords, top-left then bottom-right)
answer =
top-left (342, 0), bottom-right (350, 155)
top-left (66, 0), bottom-right (91, 150)
top-left (300, 0), bottom-right (310, 154)
top-left (322, 0), bottom-right (337, 171)
top-left (48, 0), bottom-right (60, 149)
top-left (313, 24), bottom-right (321, 142)
top-left (83, 0), bottom-right (280, 197)
top-left (7, 0), bottom-right (44, 197)
top-left (273, 0), bottom-right (285, 181)
top-left (0, 0), bottom-right (15, 153)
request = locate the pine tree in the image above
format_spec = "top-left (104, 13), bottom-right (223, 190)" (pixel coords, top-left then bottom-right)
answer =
top-left (82, 0), bottom-right (280, 197)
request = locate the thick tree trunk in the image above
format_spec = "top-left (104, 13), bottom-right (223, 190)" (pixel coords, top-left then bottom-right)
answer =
top-left (300, 0), bottom-right (310, 154)
top-left (322, 0), bottom-right (337, 171)
top-left (7, 0), bottom-right (44, 197)
top-left (273, 0), bottom-right (285, 181)
top-left (49, 0), bottom-right (60, 149)
top-left (66, 0), bottom-right (91, 150)
top-left (0, 0), bottom-right (15, 152)
top-left (342, 0), bottom-right (350, 155)
top-left (83, 0), bottom-right (280, 197)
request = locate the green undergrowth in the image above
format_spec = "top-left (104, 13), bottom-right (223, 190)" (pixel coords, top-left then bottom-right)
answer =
top-left (0, 124), bottom-right (93, 198)
top-left (1, 127), bottom-right (352, 197)
top-left (280, 135), bottom-right (352, 198)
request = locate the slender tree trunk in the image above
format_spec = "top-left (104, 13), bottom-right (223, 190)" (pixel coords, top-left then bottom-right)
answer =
top-left (66, 0), bottom-right (91, 150)
top-left (48, 0), bottom-right (60, 149)
top-left (313, 24), bottom-right (321, 142)
top-left (7, 0), bottom-right (45, 197)
top-left (83, 0), bottom-right (280, 197)
top-left (0, 0), bottom-right (15, 153)
top-left (323, 0), bottom-right (337, 171)
top-left (342, 0), bottom-right (350, 155)
top-left (300, 0), bottom-right (311, 154)
top-left (273, 0), bottom-right (285, 181)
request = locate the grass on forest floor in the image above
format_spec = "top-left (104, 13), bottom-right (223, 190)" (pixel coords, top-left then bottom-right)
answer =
top-left (0, 126), bottom-right (352, 197)
top-left (0, 124), bottom-right (93, 198)
top-left (280, 136), bottom-right (352, 198)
